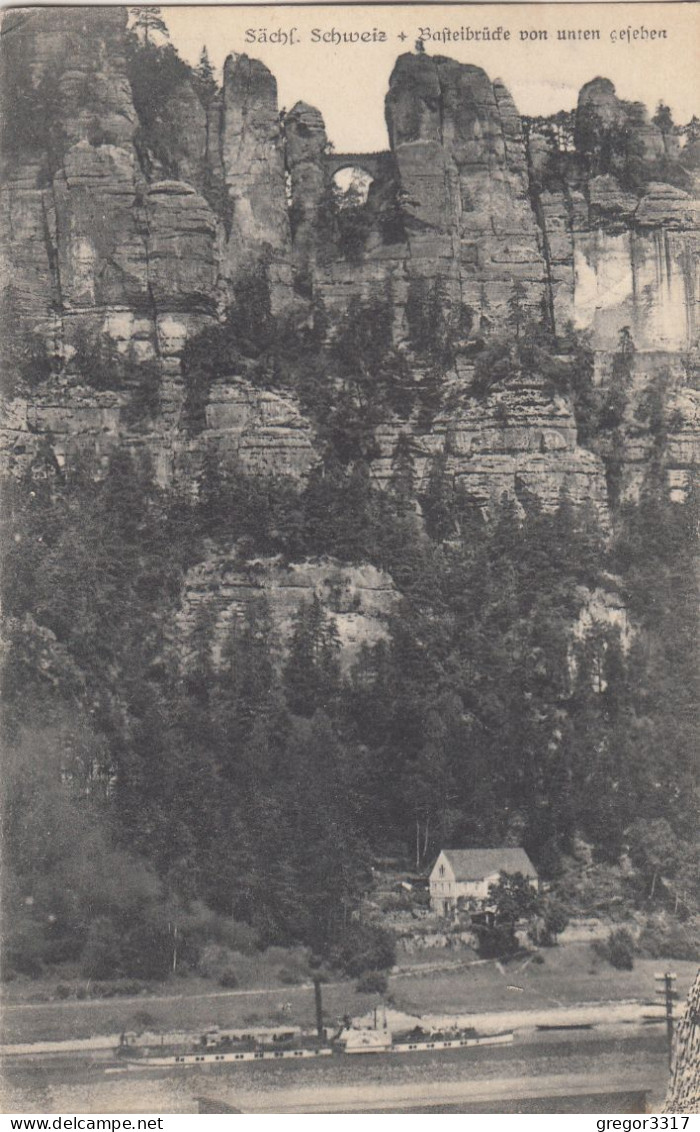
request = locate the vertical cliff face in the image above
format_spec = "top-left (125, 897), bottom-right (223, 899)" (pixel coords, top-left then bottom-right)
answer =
top-left (284, 101), bottom-right (329, 288)
top-left (2, 8), bottom-right (144, 330)
top-left (1, 12), bottom-right (294, 357)
top-left (527, 77), bottom-right (699, 501)
top-left (177, 555), bottom-right (397, 672)
top-left (1, 11), bottom-right (304, 481)
top-left (1, 6), bottom-right (220, 397)
top-left (384, 54), bottom-right (548, 325)
top-left (534, 77), bottom-right (698, 357)
top-left (218, 54), bottom-right (292, 308)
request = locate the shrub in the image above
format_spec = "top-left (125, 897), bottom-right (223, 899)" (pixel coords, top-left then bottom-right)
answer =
top-left (356, 970), bottom-right (388, 995)
top-left (330, 923), bottom-right (397, 978)
top-left (638, 916), bottom-right (699, 961)
top-left (378, 892), bottom-right (402, 913)
top-left (2, 920), bottom-right (45, 978)
top-left (88, 979), bottom-right (149, 999)
top-left (81, 917), bottom-right (123, 980)
top-left (215, 920), bottom-right (260, 956)
top-left (198, 943), bottom-right (241, 981)
top-left (0, 325), bottom-right (53, 396)
top-left (181, 269), bottom-right (274, 431)
top-left (122, 360), bottom-right (161, 428)
top-left (131, 1009), bottom-right (158, 1030)
top-left (70, 332), bottom-right (161, 420)
top-left (278, 966), bottom-right (304, 986)
top-left (54, 984), bottom-right (72, 1000)
top-left (219, 968), bottom-right (239, 989)
top-left (530, 899), bottom-right (570, 946)
top-left (594, 928), bottom-right (636, 970)
top-left (608, 928), bottom-right (636, 969)
top-left (474, 922), bottom-right (519, 960)
top-left (179, 905), bottom-right (260, 958)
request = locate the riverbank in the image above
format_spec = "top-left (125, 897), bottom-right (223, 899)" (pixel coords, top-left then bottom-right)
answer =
top-left (2, 1028), bottom-right (669, 1114)
top-left (2, 947), bottom-right (695, 1047)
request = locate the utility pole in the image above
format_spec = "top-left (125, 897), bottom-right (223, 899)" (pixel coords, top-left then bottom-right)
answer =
top-left (313, 977), bottom-right (324, 1040)
top-left (169, 922), bottom-right (178, 975)
top-left (655, 971), bottom-right (677, 1068)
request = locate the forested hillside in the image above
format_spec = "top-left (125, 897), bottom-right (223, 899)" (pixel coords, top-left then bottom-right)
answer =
top-left (3, 432), bottom-right (697, 975)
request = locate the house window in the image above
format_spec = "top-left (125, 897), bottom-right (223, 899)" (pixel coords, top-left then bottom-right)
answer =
top-left (439, 864), bottom-right (445, 877)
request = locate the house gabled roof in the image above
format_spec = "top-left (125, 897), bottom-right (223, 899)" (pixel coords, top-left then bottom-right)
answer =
top-left (438, 847), bottom-right (537, 882)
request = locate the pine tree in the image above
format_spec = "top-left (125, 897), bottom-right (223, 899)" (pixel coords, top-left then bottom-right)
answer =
top-left (388, 432), bottom-right (418, 518)
top-left (684, 116), bottom-right (700, 143)
top-left (284, 596), bottom-right (341, 717)
top-left (194, 46), bottom-right (218, 108)
top-left (507, 280), bottom-right (527, 342)
top-left (130, 6), bottom-right (169, 47)
top-left (421, 447), bottom-right (454, 543)
top-left (652, 102), bottom-right (674, 134)
top-left (218, 598), bottom-right (276, 749)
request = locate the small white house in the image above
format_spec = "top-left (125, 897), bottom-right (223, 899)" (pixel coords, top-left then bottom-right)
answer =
top-left (429, 848), bottom-right (539, 916)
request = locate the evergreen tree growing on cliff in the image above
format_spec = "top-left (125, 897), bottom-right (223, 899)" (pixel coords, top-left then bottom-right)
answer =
top-left (653, 102), bottom-right (675, 135)
top-left (388, 432), bottom-right (418, 518)
top-left (507, 281), bottom-right (528, 343)
top-left (194, 46), bottom-right (218, 108)
top-left (421, 447), bottom-right (455, 543)
top-left (284, 596), bottom-right (341, 718)
top-left (130, 6), bottom-right (169, 47)
top-left (600, 325), bottom-right (635, 431)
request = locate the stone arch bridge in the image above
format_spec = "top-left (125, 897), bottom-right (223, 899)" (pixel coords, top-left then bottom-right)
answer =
top-left (322, 151), bottom-right (393, 182)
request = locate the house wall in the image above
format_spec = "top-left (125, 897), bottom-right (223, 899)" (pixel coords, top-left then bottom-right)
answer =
top-left (429, 855), bottom-right (456, 914)
top-left (456, 876), bottom-right (496, 901)
top-left (430, 866), bottom-right (539, 914)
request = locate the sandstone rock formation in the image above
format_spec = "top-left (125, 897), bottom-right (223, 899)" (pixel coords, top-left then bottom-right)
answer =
top-left (202, 379), bottom-right (317, 481)
top-left (218, 54), bottom-right (292, 307)
top-left (2, 8), bottom-right (144, 331)
top-left (176, 554), bottom-right (397, 671)
top-left (283, 101), bottom-right (329, 287)
top-left (1, 9), bottom-right (697, 517)
top-left (372, 372), bottom-right (609, 522)
top-left (1, 374), bottom-right (316, 488)
top-left (384, 54), bottom-right (547, 325)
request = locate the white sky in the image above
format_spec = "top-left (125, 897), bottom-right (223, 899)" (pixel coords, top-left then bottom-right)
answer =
top-left (163, 3), bottom-right (699, 152)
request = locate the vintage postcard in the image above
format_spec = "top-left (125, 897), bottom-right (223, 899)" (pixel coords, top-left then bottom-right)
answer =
top-left (1, 1), bottom-right (698, 1117)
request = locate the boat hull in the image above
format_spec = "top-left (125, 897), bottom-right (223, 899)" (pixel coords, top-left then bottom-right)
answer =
top-left (124, 1031), bottom-right (514, 1067)
top-left (391, 1032), bottom-right (513, 1054)
top-left (125, 1047), bottom-right (333, 1067)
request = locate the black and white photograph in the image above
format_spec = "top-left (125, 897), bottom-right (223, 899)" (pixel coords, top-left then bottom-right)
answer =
top-left (1, 2), bottom-right (698, 1115)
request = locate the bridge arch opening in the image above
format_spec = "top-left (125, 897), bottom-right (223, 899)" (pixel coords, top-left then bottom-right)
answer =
top-left (331, 165), bottom-right (374, 209)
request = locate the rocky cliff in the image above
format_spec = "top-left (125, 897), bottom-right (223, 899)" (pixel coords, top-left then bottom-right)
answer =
top-left (2, 9), bottom-right (698, 514)
top-left (384, 54), bottom-right (547, 322)
top-left (176, 554), bottom-right (397, 672)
